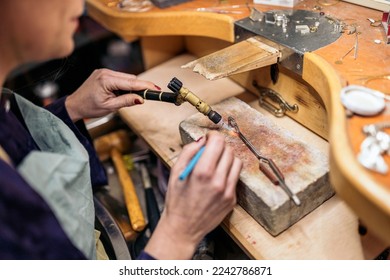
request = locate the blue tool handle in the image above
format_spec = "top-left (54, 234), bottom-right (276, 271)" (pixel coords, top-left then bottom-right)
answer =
top-left (179, 146), bottom-right (205, 181)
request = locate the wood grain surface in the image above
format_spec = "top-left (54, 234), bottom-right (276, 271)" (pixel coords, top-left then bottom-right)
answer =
top-left (182, 36), bottom-right (281, 80)
top-left (86, 0), bottom-right (390, 255)
top-left (111, 148), bottom-right (146, 232)
top-left (116, 53), bottom-right (368, 259)
top-left (179, 97), bottom-right (332, 236)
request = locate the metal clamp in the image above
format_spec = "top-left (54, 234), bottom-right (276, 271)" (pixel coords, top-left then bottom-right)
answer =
top-left (253, 81), bottom-right (299, 117)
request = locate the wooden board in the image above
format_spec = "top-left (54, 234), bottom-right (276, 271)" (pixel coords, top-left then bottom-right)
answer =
top-left (86, 0), bottom-right (238, 42)
top-left (342, 0), bottom-right (390, 11)
top-left (303, 52), bottom-right (390, 245)
top-left (117, 53), bottom-right (370, 259)
top-left (182, 36), bottom-right (281, 80)
top-left (87, 0), bottom-right (390, 254)
top-left (179, 97), bottom-right (333, 235)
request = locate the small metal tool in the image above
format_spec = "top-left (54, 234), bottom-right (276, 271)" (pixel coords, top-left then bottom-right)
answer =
top-left (253, 81), bottom-right (299, 117)
top-left (138, 162), bottom-right (161, 233)
top-left (193, 4), bottom-right (247, 14)
top-left (367, 18), bottom-right (382, 27)
top-left (195, 7), bottom-right (243, 14)
top-left (335, 45), bottom-right (355, 64)
top-left (249, 7), bottom-right (264, 22)
top-left (228, 116), bottom-right (301, 206)
top-left (354, 32), bottom-right (359, 59)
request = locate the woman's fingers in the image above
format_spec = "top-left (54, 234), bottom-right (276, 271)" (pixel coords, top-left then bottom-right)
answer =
top-left (106, 93), bottom-right (145, 108)
top-left (171, 136), bottom-right (206, 179)
top-left (192, 132), bottom-right (225, 180)
top-left (99, 69), bottom-right (158, 91)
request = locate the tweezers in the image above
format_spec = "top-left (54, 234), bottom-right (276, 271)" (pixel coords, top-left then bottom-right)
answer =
top-left (228, 116), bottom-right (301, 206)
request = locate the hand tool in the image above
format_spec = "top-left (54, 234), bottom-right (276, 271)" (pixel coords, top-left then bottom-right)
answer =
top-left (228, 116), bottom-right (301, 206)
top-left (114, 89), bottom-right (180, 105)
top-left (179, 146), bottom-right (205, 181)
top-left (335, 45), bottom-right (355, 64)
top-left (138, 162), bottom-right (161, 233)
top-left (354, 32), bottom-right (359, 59)
top-left (111, 147), bottom-right (146, 232)
top-left (94, 190), bottom-right (137, 242)
top-left (194, 7), bottom-right (244, 14)
top-left (93, 195), bottom-right (133, 259)
top-left (115, 78), bottom-right (231, 129)
top-left (93, 129), bottom-right (132, 161)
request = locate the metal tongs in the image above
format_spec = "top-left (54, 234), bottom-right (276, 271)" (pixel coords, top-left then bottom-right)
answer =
top-left (228, 116), bottom-right (301, 206)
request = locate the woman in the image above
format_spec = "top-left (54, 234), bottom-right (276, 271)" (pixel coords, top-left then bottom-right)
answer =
top-left (0, 0), bottom-right (242, 259)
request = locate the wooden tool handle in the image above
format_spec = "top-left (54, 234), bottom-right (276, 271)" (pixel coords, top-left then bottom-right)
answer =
top-left (267, 158), bottom-right (284, 181)
top-left (94, 129), bottom-right (131, 161)
top-left (259, 161), bottom-right (279, 185)
top-left (95, 192), bottom-right (138, 242)
top-left (110, 148), bottom-right (146, 232)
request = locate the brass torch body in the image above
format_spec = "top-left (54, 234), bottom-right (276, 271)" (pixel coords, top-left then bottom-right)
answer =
top-left (178, 87), bottom-right (212, 116)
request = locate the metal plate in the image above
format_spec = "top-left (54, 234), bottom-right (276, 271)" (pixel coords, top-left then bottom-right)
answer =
top-left (234, 10), bottom-right (342, 74)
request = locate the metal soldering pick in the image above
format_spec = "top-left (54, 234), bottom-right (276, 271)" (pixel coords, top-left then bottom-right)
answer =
top-left (354, 32), bottom-right (359, 59)
top-left (228, 116), bottom-right (301, 206)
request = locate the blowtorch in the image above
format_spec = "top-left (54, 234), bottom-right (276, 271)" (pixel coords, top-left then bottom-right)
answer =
top-left (115, 77), bottom-right (228, 128)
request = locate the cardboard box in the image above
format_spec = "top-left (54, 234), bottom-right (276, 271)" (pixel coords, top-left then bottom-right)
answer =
top-left (253, 0), bottom-right (299, 7)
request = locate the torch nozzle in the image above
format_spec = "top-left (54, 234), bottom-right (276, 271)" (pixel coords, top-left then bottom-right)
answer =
top-left (167, 77), bottom-right (183, 93)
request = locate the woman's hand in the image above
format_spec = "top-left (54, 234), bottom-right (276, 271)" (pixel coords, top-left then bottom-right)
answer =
top-left (65, 69), bottom-right (159, 122)
top-left (144, 131), bottom-right (243, 259)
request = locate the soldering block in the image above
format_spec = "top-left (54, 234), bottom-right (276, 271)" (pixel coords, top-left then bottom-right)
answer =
top-left (179, 97), bottom-right (333, 236)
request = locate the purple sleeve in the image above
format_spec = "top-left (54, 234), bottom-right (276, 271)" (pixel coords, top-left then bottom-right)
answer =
top-left (136, 250), bottom-right (157, 260)
top-left (0, 160), bottom-right (86, 259)
top-left (45, 97), bottom-right (108, 189)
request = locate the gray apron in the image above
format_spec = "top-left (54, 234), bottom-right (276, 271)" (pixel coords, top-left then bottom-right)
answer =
top-left (12, 92), bottom-right (96, 259)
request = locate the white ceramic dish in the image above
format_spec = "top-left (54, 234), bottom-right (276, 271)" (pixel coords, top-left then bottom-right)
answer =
top-left (340, 85), bottom-right (386, 116)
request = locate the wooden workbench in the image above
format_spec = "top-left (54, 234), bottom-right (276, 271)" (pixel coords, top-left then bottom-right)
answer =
top-left (86, 0), bottom-right (390, 258)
